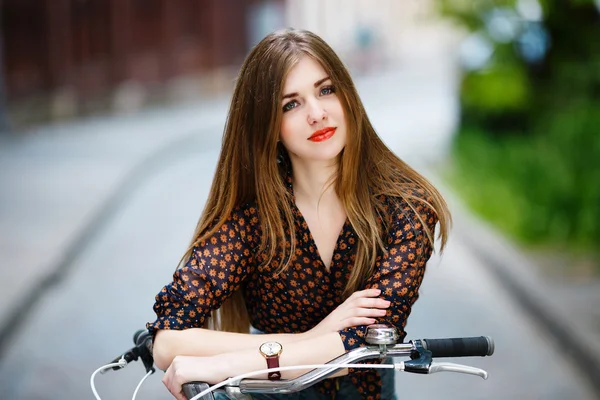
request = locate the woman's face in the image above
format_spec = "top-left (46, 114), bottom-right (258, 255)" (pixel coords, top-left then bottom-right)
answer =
top-left (279, 55), bottom-right (347, 164)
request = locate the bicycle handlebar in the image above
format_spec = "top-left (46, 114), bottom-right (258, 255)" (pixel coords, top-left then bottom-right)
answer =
top-left (182, 327), bottom-right (495, 400)
top-left (419, 336), bottom-right (494, 358)
top-left (103, 329), bottom-right (155, 374)
top-left (99, 325), bottom-right (494, 400)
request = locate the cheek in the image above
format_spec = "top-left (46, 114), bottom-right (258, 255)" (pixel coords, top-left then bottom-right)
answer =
top-left (331, 100), bottom-right (346, 120)
top-left (279, 115), bottom-right (299, 144)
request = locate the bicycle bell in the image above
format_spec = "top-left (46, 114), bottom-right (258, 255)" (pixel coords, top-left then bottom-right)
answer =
top-left (365, 324), bottom-right (400, 345)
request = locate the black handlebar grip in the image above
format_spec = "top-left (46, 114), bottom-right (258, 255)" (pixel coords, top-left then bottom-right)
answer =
top-left (421, 336), bottom-right (494, 358)
top-left (133, 329), bottom-right (147, 345)
top-left (182, 382), bottom-right (214, 400)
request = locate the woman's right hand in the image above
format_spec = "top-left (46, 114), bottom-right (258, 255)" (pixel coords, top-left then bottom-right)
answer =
top-left (308, 288), bottom-right (390, 336)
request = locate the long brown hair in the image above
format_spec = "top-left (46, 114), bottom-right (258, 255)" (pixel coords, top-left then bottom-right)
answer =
top-left (181, 29), bottom-right (451, 333)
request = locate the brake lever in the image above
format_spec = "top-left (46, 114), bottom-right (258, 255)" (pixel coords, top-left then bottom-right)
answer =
top-left (403, 341), bottom-right (489, 380)
top-left (429, 362), bottom-right (488, 379)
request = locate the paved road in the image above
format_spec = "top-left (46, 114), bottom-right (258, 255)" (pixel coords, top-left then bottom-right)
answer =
top-left (0, 56), bottom-right (596, 399)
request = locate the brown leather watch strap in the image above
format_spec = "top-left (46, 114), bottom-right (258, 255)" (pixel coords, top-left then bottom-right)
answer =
top-left (266, 355), bottom-right (281, 380)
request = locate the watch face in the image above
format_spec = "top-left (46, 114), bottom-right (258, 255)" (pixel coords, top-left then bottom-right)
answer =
top-left (260, 342), bottom-right (282, 357)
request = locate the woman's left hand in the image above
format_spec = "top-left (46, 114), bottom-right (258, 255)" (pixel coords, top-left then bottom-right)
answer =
top-left (162, 355), bottom-right (228, 400)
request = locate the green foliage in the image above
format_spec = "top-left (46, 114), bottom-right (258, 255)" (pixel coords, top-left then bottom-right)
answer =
top-left (438, 0), bottom-right (518, 30)
top-left (438, 0), bottom-right (600, 256)
top-left (452, 110), bottom-right (600, 251)
top-left (462, 65), bottom-right (530, 113)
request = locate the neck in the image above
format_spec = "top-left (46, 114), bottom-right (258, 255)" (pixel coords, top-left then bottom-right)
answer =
top-left (289, 158), bottom-right (339, 206)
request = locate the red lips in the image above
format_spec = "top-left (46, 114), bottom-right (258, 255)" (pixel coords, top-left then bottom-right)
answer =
top-left (308, 127), bottom-right (336, 142)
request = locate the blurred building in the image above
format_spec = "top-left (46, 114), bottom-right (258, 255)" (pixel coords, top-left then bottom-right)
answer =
top-left (1, 0), bottom-right (446, 129)
top-left (285, 0), bottom-right (442, 72)
top-left (1, 0), bottom-right (284, 128)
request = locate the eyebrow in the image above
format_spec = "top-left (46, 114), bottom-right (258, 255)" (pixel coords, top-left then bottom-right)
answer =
top-left (282, 76), bottom-right (331, 100)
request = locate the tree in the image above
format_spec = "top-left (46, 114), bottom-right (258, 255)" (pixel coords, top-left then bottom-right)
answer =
top-left (439, 0), bottom-right (600, 253)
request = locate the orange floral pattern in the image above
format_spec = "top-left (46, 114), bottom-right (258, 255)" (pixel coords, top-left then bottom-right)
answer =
top-left (148, 181), bottom-right (437, 400)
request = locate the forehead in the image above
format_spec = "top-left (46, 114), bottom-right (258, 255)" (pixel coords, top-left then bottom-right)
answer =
top-left (283, 55), bottom-right (328, 91)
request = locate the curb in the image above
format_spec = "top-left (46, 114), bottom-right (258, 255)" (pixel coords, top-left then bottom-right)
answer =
top-left (435, 177), bottom-right (600, 399)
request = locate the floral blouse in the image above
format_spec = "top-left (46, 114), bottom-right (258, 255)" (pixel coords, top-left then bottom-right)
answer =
top-left (148, 179), bottom-right (438, 400)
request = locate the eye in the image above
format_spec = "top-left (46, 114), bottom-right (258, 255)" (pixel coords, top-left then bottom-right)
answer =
top-left (320, 86), bottom-right (335, 96)
top-left (283, 100), bottom-right (299, 112)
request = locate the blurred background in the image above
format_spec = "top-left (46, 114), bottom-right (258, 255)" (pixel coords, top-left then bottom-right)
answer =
top-left (0, 0), bottom-right (598, 399)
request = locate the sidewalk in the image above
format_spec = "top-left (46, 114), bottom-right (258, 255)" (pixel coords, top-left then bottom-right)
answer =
top-left (0, 97), bottom-right (230, 353)
top-left (431, 175), bottom-right (600, 398)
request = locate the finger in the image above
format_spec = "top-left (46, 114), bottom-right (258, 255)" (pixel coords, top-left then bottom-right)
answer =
top-left (355, 297), bottom-right (391, 309)
top-left (347, 288), bottom-right (380, 301)
top-left (350, 307), bottom-right (388, 318)
top-left (163, 377), bottom-right (178, 400)
top-left (162, 372), bottom-right (170, 391)
top-left (353, 288), bottom-right (382, 298)
top-left (170, 382), bottom-right (187, 400)
top-left (171, 371), bottom-right (187, 400)
top-left (163, 367), bottom-right (184, 400)
top-left (343, 317), bottom-right (378, 327)
top-left (164, 378), bottom-right (179, 399)
top-left (342, 290), bottom-right (383, 309)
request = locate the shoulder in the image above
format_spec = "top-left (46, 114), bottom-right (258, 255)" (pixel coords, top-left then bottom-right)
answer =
top-left (231, 201), bottom-right (260, 224)
top-left (202, 201), bottom-right (260, 239)
top-left (229, 201), bottom-right (262, 246)
top-left (378, 186), bottom-right (438, 237)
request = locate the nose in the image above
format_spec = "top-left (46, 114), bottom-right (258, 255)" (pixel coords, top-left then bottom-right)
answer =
top-left (306, 99), bottom-right (327, 124)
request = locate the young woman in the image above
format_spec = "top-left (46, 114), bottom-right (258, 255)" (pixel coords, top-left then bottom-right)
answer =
top-left (147, 28), bottom-right (450, 400)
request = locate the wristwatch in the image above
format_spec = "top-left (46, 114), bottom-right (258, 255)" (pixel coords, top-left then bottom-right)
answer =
top-left (259, 341), bottom-right (283, 380)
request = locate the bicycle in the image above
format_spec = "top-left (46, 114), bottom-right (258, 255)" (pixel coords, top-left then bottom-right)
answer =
top-left (91, 324), bottom-right (494, 400)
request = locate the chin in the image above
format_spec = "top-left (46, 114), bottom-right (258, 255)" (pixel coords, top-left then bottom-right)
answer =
top-left (289, 142), bottom-right (346, 163)
top-left (311, 148), bottom-right (345, 162)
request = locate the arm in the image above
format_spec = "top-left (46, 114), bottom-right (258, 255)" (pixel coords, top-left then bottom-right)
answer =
top-left (338, 196), bottom-right (438, 351)
top-left (149, 206), bottom-right (389, 370)
top-left (153, 287), bottom-right (389, 370)
top-left (161, 198), bottom-right (438, 399)
top-left (162, 332), bottom-right (346, 400)
top-left (148, 207), bottom-right (257, 369)
top-left (153, 328), bottom-right (309, 370)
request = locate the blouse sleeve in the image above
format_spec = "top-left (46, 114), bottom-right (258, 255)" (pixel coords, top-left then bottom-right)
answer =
top-left (146, 207), bottom-right (255, 337)
top-left (339, 195), bottom-right (438, 351)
